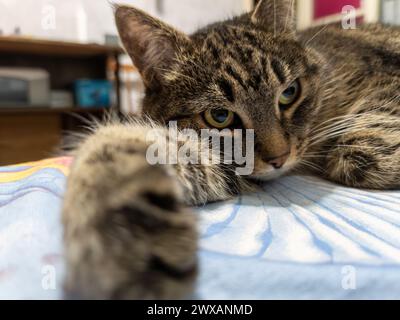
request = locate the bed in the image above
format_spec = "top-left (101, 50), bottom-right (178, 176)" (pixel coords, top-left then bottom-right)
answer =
top-left (1, 157), bottom-right (400, 299)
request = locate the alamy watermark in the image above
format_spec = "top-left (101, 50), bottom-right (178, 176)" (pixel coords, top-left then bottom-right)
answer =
top-left (341, 265), bottom-right (357, 290)
top-left (146, 121), bottom-right (255, 176)
top-left (41, 265), bottom-right (57, 291)
top-left (41, 5), bottom-right (56, 31)
top-left (342, 5), bottom-right (357, 30)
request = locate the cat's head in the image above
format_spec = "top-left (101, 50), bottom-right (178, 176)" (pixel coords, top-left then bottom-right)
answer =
top-left (115, 0), bottom-right (324, 180)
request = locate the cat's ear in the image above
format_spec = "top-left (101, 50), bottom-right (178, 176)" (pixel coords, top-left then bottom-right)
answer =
top-left (251, 0), bottom-right (296, 37)
top-left (114, 5), bottom-right (190, 90)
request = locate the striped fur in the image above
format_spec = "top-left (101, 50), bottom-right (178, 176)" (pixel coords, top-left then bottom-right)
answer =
top-left (63, 1), bottom-right (400, 299)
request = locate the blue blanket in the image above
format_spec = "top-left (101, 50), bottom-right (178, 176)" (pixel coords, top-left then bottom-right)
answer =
top-left (1, 159), bottom-right (399, 299)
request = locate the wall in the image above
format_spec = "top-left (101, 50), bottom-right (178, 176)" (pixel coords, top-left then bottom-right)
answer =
top-left (0, 0), bottom-right (251, 43)
top-left (382, 0), bottom-right (400, 24)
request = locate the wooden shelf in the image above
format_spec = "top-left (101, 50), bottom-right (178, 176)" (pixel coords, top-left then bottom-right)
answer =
top-left (0, 36), bottom-right (125, 57)
top-left (0, 36), bottom-right (124, 165)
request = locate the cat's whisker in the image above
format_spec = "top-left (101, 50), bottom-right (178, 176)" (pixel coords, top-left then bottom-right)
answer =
top-left (284, 0), bottom-right (295, 34)
top-left (305, 24), bottom-right (330, 47)
top-left (308, 126), bottom-right (365, 144)
top-left (298, 160), bottom-right (325, 173)
top-left (273, 0), bottom-right (277, 38)
top-left (311, 113), bottom-right (365, 132)
top-left (309, 114), bottom-right (400, 141)
top-left (301, 155), bottom-right (327, 160)
top-left (302, 151), bottom-right (329, 157)
top-left (311, 121), bottom-right (359, 136)
top-left (308, 126), bottom-right (366, 142)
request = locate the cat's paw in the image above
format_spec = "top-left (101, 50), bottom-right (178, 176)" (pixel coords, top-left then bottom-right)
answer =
top-left (63, 163), bottom-right (198, 300)
top-left (326, 148), bottom-right (377, 188)
top-left (325, 144), bottom-right (398, 189)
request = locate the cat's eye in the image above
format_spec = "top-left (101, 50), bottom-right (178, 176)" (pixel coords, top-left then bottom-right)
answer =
top-left (204, 109), bottom-right (235, 129)
top-left (279, 80), bottom-right (301, 109)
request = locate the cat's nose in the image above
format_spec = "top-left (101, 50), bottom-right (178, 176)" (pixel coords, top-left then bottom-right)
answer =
top-left (266, 152), bottom-right (290, 169)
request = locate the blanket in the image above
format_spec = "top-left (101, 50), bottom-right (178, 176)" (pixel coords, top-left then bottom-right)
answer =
top-left (1, 158), bottom-right (399, 299)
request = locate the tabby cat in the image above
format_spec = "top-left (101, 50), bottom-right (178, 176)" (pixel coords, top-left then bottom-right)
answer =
top-left (62, 0), bottom-right (400, 299)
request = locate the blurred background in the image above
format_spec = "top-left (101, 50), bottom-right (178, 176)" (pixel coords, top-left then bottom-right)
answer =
top-left (0, 0), bottom-right (399, 165)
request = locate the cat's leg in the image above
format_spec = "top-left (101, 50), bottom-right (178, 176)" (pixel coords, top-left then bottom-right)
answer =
top-left (323, 119), bottom-right (400, 189)
top-left (62, 122), bottom-right (247, 299)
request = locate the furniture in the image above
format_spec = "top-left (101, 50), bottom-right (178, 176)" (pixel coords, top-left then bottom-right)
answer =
top-left (0, 36), bottom-right (124, 166)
